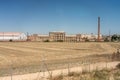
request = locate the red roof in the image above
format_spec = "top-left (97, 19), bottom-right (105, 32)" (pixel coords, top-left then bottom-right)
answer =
top-left (0, 32), bottom-right (23, 36)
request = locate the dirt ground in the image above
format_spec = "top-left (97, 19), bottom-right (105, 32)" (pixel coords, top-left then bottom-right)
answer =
top-left (0, 42), bottom-right (119, 76)
top-left (0, 61), bottom-right (119, 80)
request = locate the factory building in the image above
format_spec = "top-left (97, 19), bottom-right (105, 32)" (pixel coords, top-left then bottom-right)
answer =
top-left (80, 34), bottom-right (98, 41)
top-left (65, 35), bottom-right (76, 42)
top-left (28, 31), bottom-right (101, 42)
top-left (37, 34), bottom-right (49, 42)
top-left (76, 34), bottom-right (82, 42)
top-left (49, 31), bottom-right (65, 42)
top-left (0, 32), bottom-right (27, 41)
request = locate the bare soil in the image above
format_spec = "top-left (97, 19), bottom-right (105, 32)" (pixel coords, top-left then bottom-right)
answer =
top-left (0, 42), bottom-right (119, 76)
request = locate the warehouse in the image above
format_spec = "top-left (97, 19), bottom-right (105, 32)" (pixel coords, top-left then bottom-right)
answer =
top-left (0, 32), bottom-right (27, 41)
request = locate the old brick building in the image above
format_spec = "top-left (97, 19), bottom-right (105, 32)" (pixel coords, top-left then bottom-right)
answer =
top-left (49, 31), bottom-right (65, 42)
top-left (28, 31), bottom-right (101, 42)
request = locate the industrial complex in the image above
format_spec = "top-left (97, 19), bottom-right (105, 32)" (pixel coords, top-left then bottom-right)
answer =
top-left (0, 17), bottom-right (114, 42)
top-left (27, 17), bottom-right (103, 42)
top-left (27, 31), bottom-right (101, 42)
top-left (0, 31), bottom-right (102, 42)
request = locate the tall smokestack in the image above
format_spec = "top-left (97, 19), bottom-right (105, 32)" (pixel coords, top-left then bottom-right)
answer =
top-left (98, 16), bottom-right (100, 41)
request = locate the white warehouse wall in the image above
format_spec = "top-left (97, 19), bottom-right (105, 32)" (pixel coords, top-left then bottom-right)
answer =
top-left (0, 33), bottom-right (27, 41)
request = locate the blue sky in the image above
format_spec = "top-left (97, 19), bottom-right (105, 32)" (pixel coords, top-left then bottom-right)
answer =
top-left (0, 0), bottom-right (120, 35)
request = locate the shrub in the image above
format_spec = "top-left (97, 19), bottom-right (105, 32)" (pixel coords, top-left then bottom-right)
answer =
top-left (44, 40), bottom-right (49, 42)
top-left (116, 63), bottom-right (120, 69)
top-left (104, 38), bottom-right (110, 42)
top-left (9, 39), bottom-right (13, 42)
top-left (57, 40), bottom-right (63, 42)
top-left (85, 39), bottom-right (89, 42)
top-left (68, 72), bottom-right (80, 77)
top-left (113, 70), bottom-right (120, 80)
top-left (93, 69), bottom-right (109, 80)
top-left (51, 74), bottom-right (63, 80)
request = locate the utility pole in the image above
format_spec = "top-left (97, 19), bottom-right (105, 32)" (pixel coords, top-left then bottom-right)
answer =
top-left (109, 29), bottom-right (111, 42)
top-left (109, 30), bottom-right (111, 37)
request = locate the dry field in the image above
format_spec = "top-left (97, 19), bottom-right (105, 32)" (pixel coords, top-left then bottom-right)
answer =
top-left (0, 42), bottom-right (119, 76)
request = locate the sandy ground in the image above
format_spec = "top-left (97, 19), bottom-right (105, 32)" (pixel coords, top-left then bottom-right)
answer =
top-left (0, 61), bottom-right (119, 80)
top-left (0, 42), bottom-right (119, 76)
top-left (0, 42), bottom-right (118, 66)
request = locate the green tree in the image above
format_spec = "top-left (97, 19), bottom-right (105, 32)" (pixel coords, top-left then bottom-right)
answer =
top-left (111, 34), bottom-right (120, 42)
